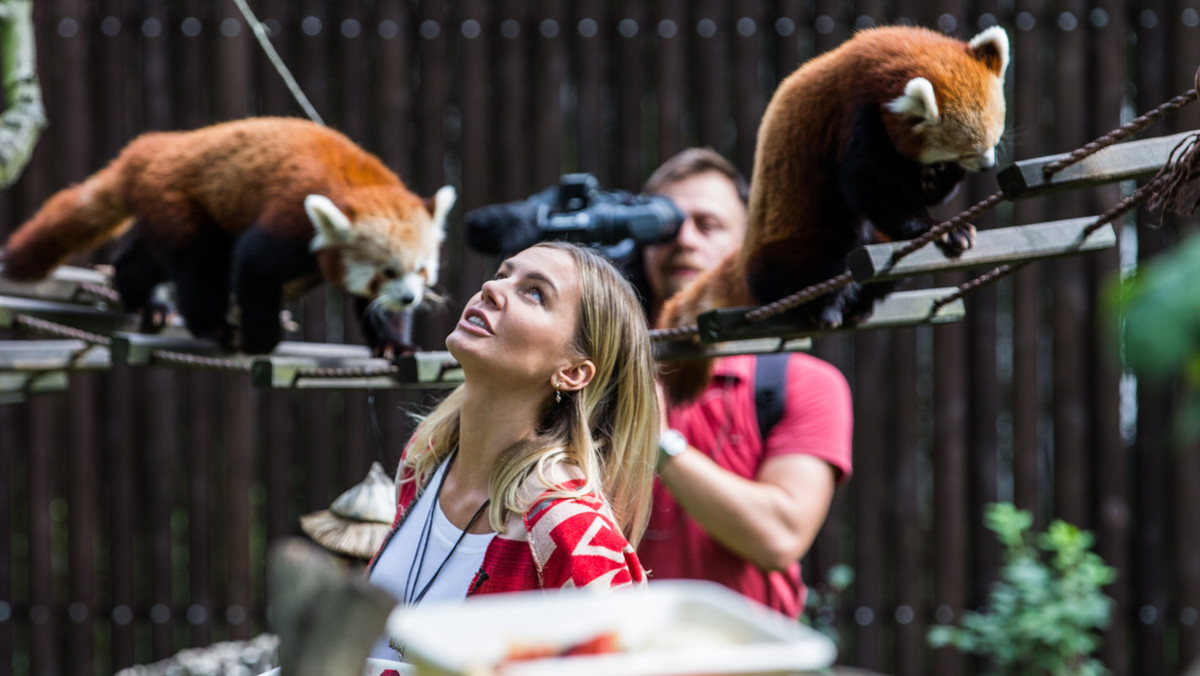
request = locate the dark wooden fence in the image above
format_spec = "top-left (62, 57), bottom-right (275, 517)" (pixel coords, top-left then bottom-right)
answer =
top-left (2, 1), bottom-right (1199, 674)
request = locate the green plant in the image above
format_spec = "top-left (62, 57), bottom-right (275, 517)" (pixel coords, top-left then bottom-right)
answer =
top-left (802, 563), bottom-right (854, 647)
top-left (1106, 229), bottom-right (1200, 443)
top-left (928, 503), bottom-right (1116, 676)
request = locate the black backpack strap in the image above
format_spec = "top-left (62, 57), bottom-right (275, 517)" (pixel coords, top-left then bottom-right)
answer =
top-left (754, 353), bottom-right (790, 440)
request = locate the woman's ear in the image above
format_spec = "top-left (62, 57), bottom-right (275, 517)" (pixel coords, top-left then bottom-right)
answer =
top-left (556, 359), bottom-right (596, 392)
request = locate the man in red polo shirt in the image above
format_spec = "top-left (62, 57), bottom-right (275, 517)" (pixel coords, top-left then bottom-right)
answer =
top-left (634, 148), bottom-right (854, 619)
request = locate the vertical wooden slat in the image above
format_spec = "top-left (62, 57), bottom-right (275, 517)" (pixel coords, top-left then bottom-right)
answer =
top-left (1050, 1), bottom-right (1093, 530)
top-left (336, 0), bottom-right (366, 367)
top-left (256, 0), bottom-right (296, 579)
top-left (144, 369), bottom-right (177, 660)
top-left (185, 372), bottom-right (215, 648)
top-left (215, 0), bottom-right (255, 643)
top-left (654, 0), bottom-right (685, 162)
top-left (1168, 7), bottom-right (1200, 670)
top-left (374, 0), bottom-right (412, 178)
top-left (28, 394), bottom-right (60, 675)
top-left (693, 0), bottom-right (725, 152)
top-left (533, 0), bottom-right (566, 187)
top-left (1010, 0), bottom-right (1046, 523)
top-left (891, 327), bottom-right (923, 676)
top-left (574, 0), bottom-right (604, 176)
top-left (294, 0), bottom-right (333, 517)
top-left (336, 0), bottom-right (370, 494)
top-left (221, 374), bottom-right (255, 641)
top-left (105, 360), bottom-right (138, 671)
top-left (931, 276), bottom-right (968, 676)
top-left (731, 0), bottom-right (763, 176)
top-left (852, 331), bottom-right (886, 670)
top-left (453, 0), bottom-right (491, 335)
top-left (1133, 0), bottom-right (1172, 672)
top-left (0, 405), bottom-right (14, 676)
top-left (51, 0), bottom-right (99, 671)
top-left (496, 0), bottom-right (529, 200)
top-left (614, 0), bottom-right (645, 188)
top-left (414, 0), bottom-right (452, 351)
top-left (83, 0), bottom-right (134, 670)
top-left (140, 0), bottom-right (177, 660)
top-left (1090, 1), bottom-right (1131, 672)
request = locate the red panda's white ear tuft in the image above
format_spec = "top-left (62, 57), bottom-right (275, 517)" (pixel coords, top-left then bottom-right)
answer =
top-left (969, 26), bottom-right (1010, 79)
top-left (305, 194), bottom-right (354, 251)
top-left (428, 185), bottom-right (457, 243)
top-left (886, 77), bottom-right (939, 126)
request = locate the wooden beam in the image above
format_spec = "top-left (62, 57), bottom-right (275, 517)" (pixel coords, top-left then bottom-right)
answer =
top-left (250, 347), bottom-right (393, 389)
top-left (0, 340), bottom-right (110, 370)
top-left (849, 219), bottom-right (1117, 282)
top-left (695, 287), bottom-right (966, 344)
top-left (0, 264), bottom-right (115, 303)
top-left (0, 370), bottom-right (69, 398)
top-left (0, 295), bottom-right (141, 336)
top-left (112, 333), bottom-right (375, 370)
top-left (653, 336), bottom-right (813, 362)
top-left (111, 333), bottom-right (230, 366)
top-left (998, 130), bottom-right (1197, 199)
top-left (394, 351), bottom-right (466, 388)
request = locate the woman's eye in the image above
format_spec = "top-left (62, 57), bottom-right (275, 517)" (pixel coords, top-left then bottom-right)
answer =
top-left (526, 285), bottom-right (544, 302)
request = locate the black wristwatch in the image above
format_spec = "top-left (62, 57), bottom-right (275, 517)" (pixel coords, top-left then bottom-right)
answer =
top-left (657, 428), bottom-right (688, 472)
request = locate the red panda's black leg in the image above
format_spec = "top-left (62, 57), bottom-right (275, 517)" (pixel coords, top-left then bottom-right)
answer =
top-left (232, 227), bottom-right (318, 354)
top-left (160, 229), bottom-right (237, 350)
top-left (111, 229), bottom-right (171, 331)
top-left (839, 105), bottom-right (944, 244)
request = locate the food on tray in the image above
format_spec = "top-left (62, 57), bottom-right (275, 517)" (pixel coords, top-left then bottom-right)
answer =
top-left (503, 630), bottom-right (622, 662)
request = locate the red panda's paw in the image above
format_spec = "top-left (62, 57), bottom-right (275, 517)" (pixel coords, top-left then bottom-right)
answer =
top-left (937, 223), bottom-right (977, 257)
top-left (138, 301), bottom-right (175, 334)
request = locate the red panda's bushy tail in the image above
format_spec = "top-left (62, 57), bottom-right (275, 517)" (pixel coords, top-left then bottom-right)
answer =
top-left (1, 164), bottom-right (132, 281)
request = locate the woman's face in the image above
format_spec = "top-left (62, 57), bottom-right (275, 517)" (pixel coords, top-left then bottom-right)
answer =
top-left (446, 246), bottom-right (585, 387)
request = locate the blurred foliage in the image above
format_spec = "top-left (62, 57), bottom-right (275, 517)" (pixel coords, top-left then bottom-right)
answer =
top-left (802, 563), bottom-right (854, 649)
top-left (928, 503), bottom-right (1116, 676)
top-left (1106, 230), bottom-right (1200, 442)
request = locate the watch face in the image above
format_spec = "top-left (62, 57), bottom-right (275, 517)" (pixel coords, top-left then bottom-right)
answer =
top-left (661, 429), bottom-right (687, 456)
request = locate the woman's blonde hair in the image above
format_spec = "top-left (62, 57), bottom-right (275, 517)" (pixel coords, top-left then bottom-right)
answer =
top-left (400, 241), bottom-right (659, 546)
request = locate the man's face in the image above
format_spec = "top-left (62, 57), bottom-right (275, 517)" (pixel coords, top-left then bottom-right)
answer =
top-left (642, 170), bottom-right (748, 307)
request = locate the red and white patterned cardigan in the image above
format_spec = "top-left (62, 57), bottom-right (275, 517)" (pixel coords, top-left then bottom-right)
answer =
top-left (365, 458), bottom-right (646, 596)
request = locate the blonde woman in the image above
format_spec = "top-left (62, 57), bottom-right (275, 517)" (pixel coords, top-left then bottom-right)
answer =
top-left (366, 241), bottom-right (659, 658)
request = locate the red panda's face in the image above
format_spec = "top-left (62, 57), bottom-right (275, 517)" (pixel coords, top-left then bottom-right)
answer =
top-left (305, 186), bottom-right (456, 312)
top-left (884, 26), bottom-right (1010, 172)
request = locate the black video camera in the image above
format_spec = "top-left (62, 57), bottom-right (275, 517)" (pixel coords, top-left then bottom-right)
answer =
top-left (464, 173), bottom-right (685, 256)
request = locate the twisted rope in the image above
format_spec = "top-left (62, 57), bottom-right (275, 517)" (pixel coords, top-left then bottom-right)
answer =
top-left (927, 170), bottom-right (1174, 315)
top-left (13, 313), bottom-right (112, 346)
top-left (76, 280), bottom-right (121, 304)
top-left (147, 349), bottom-right (253, 372)
top-left (293, 364), bottom-right (400, 380)
top-left (1043, 86), bottom-right (1199, 177)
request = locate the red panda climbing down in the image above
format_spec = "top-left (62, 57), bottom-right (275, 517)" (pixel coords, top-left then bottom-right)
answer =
top-left (658, 25), bottom-right (1009, 402)
top-left (0, 116), bottom-right (455, 355)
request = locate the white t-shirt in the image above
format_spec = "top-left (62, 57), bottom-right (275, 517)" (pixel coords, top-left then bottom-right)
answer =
top-left (368, 457), bottom-right (495, 659)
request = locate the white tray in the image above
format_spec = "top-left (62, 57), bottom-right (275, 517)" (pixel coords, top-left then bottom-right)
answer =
top-left (256, 658), bottom-right (415, 676)
top-left (389, 580), bottom-right (837, 676)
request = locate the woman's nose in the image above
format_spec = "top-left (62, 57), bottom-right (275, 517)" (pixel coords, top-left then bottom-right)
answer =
top-left (479, 279), bottom-right (504, 307)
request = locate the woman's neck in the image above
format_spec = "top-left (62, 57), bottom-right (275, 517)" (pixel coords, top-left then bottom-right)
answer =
top-left (440, 381), bottom-right (543, 530)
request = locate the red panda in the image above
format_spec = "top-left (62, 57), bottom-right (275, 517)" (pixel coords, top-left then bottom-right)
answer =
top-left (0, 116), bottom-right (455, 355)
top-left (657, 25), bottom-right (1009, 402)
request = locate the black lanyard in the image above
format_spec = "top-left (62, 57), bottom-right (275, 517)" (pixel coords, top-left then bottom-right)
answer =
top-left (402, 451), bottom-right (491, 606)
